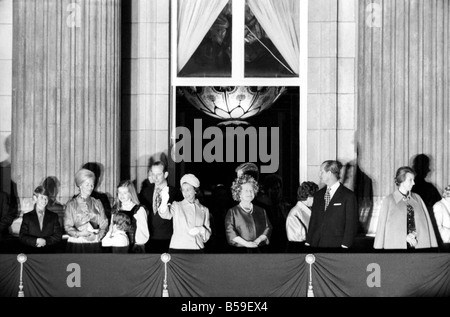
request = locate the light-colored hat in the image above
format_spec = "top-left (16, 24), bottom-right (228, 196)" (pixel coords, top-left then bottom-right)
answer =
top-left (180, 174), bottom-right (200, 188)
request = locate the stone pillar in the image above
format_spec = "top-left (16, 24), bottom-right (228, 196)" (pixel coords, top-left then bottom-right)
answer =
top-left (12, 0), bottom-right (121, 212)
top-left (0, 0), bottom-right (14, 205)
top-left (122, 0), bottom-right (170, 192)
top-left (307, 0), bottom-right (338, 184)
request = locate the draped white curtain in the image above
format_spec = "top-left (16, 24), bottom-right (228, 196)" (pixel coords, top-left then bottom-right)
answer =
top-left (177, 0), bottom-right (229, 73)
top-left (247, 0), bottom-right (300, 75)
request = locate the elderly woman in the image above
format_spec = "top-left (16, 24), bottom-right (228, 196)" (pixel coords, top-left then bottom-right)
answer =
top-left (64, 168), bottom-right (109, 253)
top-left (374, 166), bottom-right (438, 250)
top-left (286, 181), bottom-right (319, 253)
top-left (433, 185), bottom-right (450, 249)
top-left (159, 174), bottom-right (211, 253)
top-left (225, 174), bottom-right (272, 253)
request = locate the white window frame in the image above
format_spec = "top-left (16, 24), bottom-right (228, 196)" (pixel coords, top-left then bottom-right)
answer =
top-left (170, 0), bottom-right (308, 182)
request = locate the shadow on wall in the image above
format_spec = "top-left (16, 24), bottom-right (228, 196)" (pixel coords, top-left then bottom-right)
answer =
top-left (411, 154), bottom-right (443, 249)
top-left (342, 143), bottom-right (374, 235)
top-left (0, 134), bottom-right (18, 212)
top-left (42, 176), bottom-right (65, 226)
top-left (411, 154), bottom-right (442, 208)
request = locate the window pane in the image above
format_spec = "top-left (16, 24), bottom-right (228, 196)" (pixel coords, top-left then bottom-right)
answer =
top-left (245, 0), bottom-right (299, 78)
top-left (178, 2), bottom-right (232, 77)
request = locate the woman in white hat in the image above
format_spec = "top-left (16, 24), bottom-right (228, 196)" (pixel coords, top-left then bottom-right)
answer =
top-left (158, 173), bottom-right (211, 253)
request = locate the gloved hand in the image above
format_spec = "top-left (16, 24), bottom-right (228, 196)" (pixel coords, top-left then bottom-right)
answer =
top-left (160, 187), bottom-right (170, 206)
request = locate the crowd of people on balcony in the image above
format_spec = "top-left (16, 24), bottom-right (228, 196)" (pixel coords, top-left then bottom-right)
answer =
top-left (0, 159), bottom-right (449, 254)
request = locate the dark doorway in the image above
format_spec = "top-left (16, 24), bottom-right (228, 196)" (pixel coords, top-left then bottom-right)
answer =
top-left (173, 87), bottom-right (300, 206)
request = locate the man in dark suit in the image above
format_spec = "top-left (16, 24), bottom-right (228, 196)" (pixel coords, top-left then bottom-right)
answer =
top-left (0, 191), bottom-right (16, 252)
top-left (306, 160), bottom-right (358, 250)
top-left (139, 161), bottom-right (179, 253)
top-left (0, 191), bottom-right (15, 239)
top-left (19, 186), bottom-right (62, 253)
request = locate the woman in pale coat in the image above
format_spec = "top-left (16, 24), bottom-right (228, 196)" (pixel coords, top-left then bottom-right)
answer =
top-left (433, 185), bottom-right (450, 250)
top-left (374, 166), bottom-right (438, 250)
top-left (158, 174), bottom-right (211, 253)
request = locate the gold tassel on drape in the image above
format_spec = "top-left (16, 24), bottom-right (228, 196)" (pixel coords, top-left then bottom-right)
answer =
top-left (17, 253), bottom-right (27, 297)
top-left (305, 254), bottom-right (316, 297)
top-left (161, 253), bottom-right (171, 297)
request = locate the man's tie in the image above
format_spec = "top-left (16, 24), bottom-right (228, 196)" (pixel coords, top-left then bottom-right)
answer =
top-left (406, 201), bottom-right (416, 235)
top-left (154, 187), bottom-right (162, 214)
top-left (324, 187), bottom-right (331, 210)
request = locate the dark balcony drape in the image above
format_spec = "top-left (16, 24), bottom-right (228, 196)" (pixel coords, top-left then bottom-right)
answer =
top-left (167, 254), bottom-right (308, 297)
top-left (1, 253), bottom-right (450, 297)
top-left (312, 253), bottom-right (450, 297)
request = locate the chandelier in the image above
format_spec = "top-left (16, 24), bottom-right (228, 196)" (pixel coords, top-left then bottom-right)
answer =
top-left (178, 86), bottom-right (286, 124)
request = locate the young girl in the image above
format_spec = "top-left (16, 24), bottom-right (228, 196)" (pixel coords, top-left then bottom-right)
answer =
top-left (111, 180), bottom-right (149, 253)
top-left (101, 213), bottom-right (130, 252)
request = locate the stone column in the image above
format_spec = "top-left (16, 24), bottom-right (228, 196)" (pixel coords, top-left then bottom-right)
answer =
top-left (12, 0), bottom-right (121, 212)
top-left (121, 0), bottom-right (170, 191)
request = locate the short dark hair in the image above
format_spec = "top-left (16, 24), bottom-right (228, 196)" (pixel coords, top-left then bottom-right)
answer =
top-left (394, 166), bottom-right (416, 186)
top-left (151, 161), bottom-right (167, 173)
top-left (33, 185), bottom-right (49, 197)
top-left (297, 181), bottom-right (319, 201)
top-left (322, 160), bottom-right (343, 180)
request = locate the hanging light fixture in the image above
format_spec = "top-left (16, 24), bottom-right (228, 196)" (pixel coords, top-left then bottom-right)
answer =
top-left (178, 86), bottom-right (286, 125)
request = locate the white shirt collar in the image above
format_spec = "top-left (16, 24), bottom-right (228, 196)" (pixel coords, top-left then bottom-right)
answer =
top-left (155, 183), bottom-right (168, 191)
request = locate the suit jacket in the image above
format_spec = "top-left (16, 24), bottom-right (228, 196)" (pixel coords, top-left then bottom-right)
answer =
top-left (306, 183), bottom-right (358, 248)
top-left (0, 191), bottom-right (15, 240)
top-left (19, 208), bottom-right (62, 250)
top-left (139, 182), bottom-right (180, 240)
